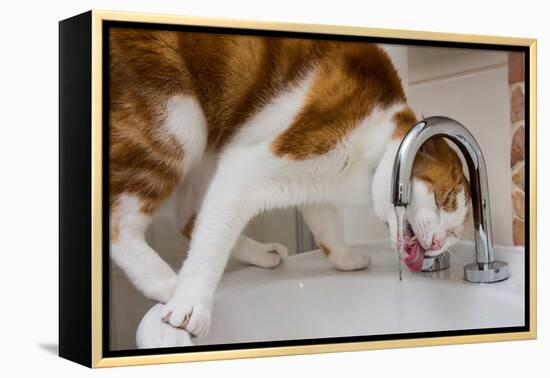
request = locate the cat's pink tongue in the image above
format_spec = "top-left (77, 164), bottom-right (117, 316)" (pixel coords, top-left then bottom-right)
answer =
top-left (404, 240), bottom-right (424, 272)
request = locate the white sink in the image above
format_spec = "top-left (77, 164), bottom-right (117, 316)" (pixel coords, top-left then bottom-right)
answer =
top-left (137, 241), bottom-right (525, 348)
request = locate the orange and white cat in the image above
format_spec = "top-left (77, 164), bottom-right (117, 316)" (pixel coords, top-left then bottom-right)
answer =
top-left (109, 29), bottom-right (470, 337)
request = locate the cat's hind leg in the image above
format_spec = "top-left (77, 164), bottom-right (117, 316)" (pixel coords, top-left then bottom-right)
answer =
top-left (111, 195), bottom-right (178, 303)
top-left (110, 95), bottom-right (208, 303)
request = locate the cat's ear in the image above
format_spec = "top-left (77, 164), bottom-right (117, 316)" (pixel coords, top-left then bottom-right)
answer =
top-left (419, 139), bottom-right (438, 156)
top-left (420, 137), bottom-right (460, 165)
top-left (419, 137), bottom-right (452, 157)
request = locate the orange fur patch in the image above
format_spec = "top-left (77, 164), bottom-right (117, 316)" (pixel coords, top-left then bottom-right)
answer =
top-left (392, 106), bottom-right (418, 139)
top-left (180, 214), bottom-right (197, 240)
top-left (178, 35), bottom-right (328, 148)
top-left (110, 29), bottom-right (190, 215)
top-left (272, 43), bottom-right (406, 160)
top-left (320, 243), bottom-right (332, 256)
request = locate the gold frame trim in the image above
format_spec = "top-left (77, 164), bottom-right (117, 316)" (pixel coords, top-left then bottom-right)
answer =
top-left (90, 9), bottom-right (537, 368)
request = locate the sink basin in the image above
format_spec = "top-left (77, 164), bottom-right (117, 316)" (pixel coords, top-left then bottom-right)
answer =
top-left (137, 241), bottom-right (525, 348)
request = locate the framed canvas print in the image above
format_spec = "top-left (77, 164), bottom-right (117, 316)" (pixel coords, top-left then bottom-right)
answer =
top-left (59, 10), bottom-right (537, 368)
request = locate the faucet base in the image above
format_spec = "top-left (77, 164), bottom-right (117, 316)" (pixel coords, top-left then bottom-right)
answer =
top-left (421, 251), bottom-right (450, 272)
top-left (464, 261), bottom-right (510, 283)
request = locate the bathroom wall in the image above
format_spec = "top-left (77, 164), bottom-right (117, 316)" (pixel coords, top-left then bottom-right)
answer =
top-left (406, 46), bottom-right (513, 246)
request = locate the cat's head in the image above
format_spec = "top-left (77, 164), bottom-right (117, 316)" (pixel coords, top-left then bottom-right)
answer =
top-left (397, 137), bottom-right (470, 272)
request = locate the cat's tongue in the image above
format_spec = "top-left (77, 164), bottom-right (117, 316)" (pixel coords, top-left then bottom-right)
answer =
top-left (404, 239), bottom-right (424, 272)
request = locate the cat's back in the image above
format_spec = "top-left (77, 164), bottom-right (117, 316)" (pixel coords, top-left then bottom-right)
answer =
top-left (171, 32), bottom-right (333, 146)
top-left (110, 29), bottom-right (404, 149)
top-left (110, 28), bottom-right (325, 98)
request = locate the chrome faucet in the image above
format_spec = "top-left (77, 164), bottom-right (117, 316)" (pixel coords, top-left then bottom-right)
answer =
top-left (391, 116), bottom-right (510, 283)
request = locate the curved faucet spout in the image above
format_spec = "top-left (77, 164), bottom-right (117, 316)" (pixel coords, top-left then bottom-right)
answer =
top-left (390, 116), bottom-right (510, 283)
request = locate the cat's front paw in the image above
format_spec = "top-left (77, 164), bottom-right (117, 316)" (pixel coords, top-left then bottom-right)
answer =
top-left (160, 296), bottom-right (212, 337)
top-left (137, 304), bottom-right (194, 349)
top-left (330, 249), bottom-right (371, 271)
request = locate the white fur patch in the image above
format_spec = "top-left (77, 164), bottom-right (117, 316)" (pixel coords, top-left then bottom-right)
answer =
top-left (227, 71), bottom-right (317, 148)
top-left (164, 96), bottom-right (208, 175)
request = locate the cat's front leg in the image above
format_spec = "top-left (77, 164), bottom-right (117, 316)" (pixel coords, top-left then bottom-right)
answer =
top-left (161, 159), bottom-right (261, 336)
top-left (301, 204), bottom-right (371, 271)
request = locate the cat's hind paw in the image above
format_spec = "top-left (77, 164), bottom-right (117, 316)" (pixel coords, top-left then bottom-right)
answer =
top-left (330, 249), bottom-right (371, 271)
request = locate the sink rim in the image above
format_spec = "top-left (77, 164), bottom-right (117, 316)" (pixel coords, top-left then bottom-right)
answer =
top-left (216, 240), bottom-right (525, 298)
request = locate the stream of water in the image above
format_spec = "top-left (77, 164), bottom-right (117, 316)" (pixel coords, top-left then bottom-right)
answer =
top-left (394, 205), bottom-right (407, 282)
top-left (394, 205), bottom-right (407, 330)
